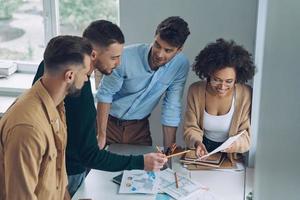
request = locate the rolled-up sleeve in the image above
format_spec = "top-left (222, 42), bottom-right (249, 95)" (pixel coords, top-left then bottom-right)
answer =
top-left (161, 59), bottom-right (189, 126)
top-left (96, 67), bottom-right (124, 103)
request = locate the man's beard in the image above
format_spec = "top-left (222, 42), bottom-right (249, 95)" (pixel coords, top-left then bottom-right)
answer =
top-left (67, 83), bottom-right (82, 97)
top-left (93, 60), bottom-right (113, 75)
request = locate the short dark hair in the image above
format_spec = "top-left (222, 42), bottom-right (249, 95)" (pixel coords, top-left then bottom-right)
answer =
top-left (193, 38), bottom-right (256, 83)
top-left (155, 16), bottom-right (190, 48)
top-left (44, 35), bottom-right (92, 74)
top-left (83, 20), bottom-right (124, 47)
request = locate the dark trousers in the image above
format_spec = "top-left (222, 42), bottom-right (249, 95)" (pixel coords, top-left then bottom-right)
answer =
top-left (203, 136), bottom-right (223, 152)
top-left (106, 115), bottom-right (152, 146)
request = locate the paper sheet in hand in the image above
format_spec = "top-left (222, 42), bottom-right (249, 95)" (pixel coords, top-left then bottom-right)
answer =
top-left (199, 130), bottom-right (245, 160)
top-left (119, 170), bottom-right (160, 194)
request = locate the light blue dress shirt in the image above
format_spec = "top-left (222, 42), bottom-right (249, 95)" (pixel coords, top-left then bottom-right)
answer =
top-left (96, 43), bottom-right (189, 127)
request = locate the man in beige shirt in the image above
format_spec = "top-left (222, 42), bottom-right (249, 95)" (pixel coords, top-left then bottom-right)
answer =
top-left (0, 35), bottom-right (92, 200)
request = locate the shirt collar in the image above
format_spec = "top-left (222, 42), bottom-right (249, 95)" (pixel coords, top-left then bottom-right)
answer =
top-left (32, 79), bottom-right (65, 124)
top-left (143, 44), bottom-right (153, 72)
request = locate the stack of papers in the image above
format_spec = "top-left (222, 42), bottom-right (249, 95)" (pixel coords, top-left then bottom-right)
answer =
top-left (0, 61), bottom-right (17, 76)
top-left (180, 131), bottom-right (246, 170)
top-left (180, 151), bottom-right (225, 168)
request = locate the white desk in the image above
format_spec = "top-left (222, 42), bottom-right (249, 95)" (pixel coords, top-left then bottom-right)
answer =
top-left (244, 168), bottom-right (254, 199)
top-left (0, 96), bottom-right (15, 117)
top-left (72, 144), bottom-right (248, 200)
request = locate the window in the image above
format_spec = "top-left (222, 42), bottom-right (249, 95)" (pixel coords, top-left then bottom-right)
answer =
top-left (0, 0), bottom-right (44, 63)
top-left (0, 0), bottom-right (119, 71)
top-left (0, 0), bottom-right (118, 113)
top-left (59, 0), bottom-right (119, 36)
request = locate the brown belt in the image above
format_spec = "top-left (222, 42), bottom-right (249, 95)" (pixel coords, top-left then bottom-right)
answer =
top-left (108, 115), bottom-right (150, 126)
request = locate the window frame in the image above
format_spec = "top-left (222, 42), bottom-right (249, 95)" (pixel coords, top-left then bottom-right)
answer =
top-left (0, 0), bottom-right (114, 115)
top-left (0, 0), bottom-right (59, 73)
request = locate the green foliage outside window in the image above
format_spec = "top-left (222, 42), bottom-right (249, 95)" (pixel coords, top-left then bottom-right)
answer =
top-left (246, 191), bottom-right (253, 200)
top-left (0, 0), bottom-right (22, 19)
top-left (59, 0), bottom-right (118, 31)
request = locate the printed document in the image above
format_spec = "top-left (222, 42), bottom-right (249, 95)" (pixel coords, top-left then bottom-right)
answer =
top-left (159, 169), bottom-right (215, 200)
top-left (119, 170), bottom-right (160, 194)
top-left (199, 130), bottom-right (245, 160)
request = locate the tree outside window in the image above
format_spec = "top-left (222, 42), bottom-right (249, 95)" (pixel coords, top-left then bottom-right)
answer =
top-left (60, 0), bottom-right (118, 35)
top-left (0, 0), bottom-right (119, 62)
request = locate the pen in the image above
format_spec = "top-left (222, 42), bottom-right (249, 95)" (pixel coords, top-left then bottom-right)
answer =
top-left (156, 145), bottom-right (171, 168)
top-left (174, 172), bottom-right (179, 188)
top-left (166, 150), bottom-right (191, 159)
top-left (156, 146), bottom-right (163, 154)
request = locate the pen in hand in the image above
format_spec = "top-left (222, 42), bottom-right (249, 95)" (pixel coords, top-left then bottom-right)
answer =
top-left (156, 146), bottom-right (163, 154)
top-left (156, 145), bottom-right (170, 169)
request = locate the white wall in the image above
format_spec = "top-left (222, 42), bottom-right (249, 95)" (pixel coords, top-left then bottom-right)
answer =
top-left (119, 0), bottom-right (258, 152)
top-left (253, 0), bottom-right (300, 199)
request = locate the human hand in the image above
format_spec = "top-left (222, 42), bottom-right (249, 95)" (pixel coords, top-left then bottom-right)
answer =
top-left (97, 134), bottom-right (106, 149)
top-left (195, 141), bottom-right (208, 158)
top-left (223, 141), bottom-right (237, 153)
top-left (144, 153), bottom-right (168, 171)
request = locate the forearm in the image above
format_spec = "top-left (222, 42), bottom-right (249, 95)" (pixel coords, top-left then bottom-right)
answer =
top-left (83, 146), bottom-right (144, 171)
top-left (5, 160), bottom-right (38, 199)
top-left (183, 111), bottom-right (204, 148)
top-left (183, 89), bottom-right (204, 148)
top-left (162, 125), bottom-right (177, 148)
top-left (184, 130), bottom-right (204, 149)
top-left (235, 103), bottom-right (251, 152)
top-left (96, 102), bottom-right (111, 137)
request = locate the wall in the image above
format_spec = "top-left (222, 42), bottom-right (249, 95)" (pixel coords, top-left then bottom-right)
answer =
top-left (119, 0), bottom-right (258, 152)
top-left (253, 0), bottom-right (300, 199)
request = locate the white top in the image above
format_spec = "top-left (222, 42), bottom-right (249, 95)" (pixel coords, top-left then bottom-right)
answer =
top-left (203, 96), bottom-right (235, 142)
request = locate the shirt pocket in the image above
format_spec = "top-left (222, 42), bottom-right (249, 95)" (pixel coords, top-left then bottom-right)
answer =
top-left (122, 77), bottom-right (151, 93)
top-left (39, 149), bottom-right (57, 177)
top-left (36, 149), bottom-right (57, 195)
top-left (157, 78), bottom-right (172, 85)
top-left (144, 81), bottom-right (169, 100)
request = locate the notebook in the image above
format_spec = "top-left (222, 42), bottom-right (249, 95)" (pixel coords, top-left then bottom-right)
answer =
top-left (182, 150), bottom-right (224, 164)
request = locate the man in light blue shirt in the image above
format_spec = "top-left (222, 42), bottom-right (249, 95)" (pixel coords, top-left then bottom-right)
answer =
top-left (96, 16), bottom-right (190, 149)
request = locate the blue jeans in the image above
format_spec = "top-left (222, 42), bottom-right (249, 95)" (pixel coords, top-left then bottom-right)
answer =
top-left (67, 171), bottom-right (86, 197)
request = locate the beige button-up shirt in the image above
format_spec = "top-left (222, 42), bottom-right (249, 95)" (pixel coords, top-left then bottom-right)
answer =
top-left (0, 80), bottom-right (68, 200)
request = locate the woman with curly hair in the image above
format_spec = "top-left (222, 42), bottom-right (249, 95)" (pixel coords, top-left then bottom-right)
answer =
top-left (183, 38), bottom-right (256, 158)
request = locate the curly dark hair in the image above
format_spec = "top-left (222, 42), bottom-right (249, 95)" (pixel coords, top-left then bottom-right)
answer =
top-left (193, 38), bottom-right (256, 83)
top-left (155, 16), bottom-right (190, 48)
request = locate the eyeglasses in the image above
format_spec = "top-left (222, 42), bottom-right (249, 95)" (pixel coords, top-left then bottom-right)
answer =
top-left (210, 77), bottom-right (235, 87)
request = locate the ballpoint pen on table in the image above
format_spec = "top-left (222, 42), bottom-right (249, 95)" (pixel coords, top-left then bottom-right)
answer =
top-left (174, 172), bottom-right (179, 188)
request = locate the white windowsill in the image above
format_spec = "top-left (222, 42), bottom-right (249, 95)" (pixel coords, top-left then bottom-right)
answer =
top-left (0, 72), bottom-right (97, 116)
top-left (0, 72), bottom-right (34, 116)
top-left (0, 73), bottom-right (34, 96)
